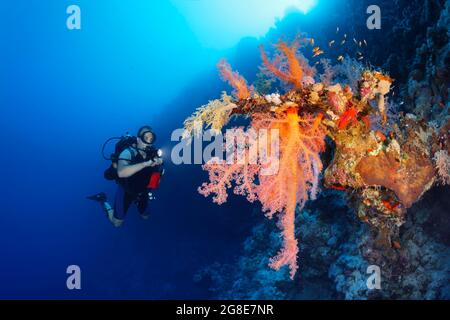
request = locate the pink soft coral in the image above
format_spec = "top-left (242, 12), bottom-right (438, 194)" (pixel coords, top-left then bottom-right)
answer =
top-left (253, 109), bottom-right (325, 278)
top-left (434, 150), bottom-right (450, 185)
top-left (198, 128), bottom-right (260, 204)
top-left (198, 158), bottom-right (260, 205)
top-left (198, 109), bottom-right (326, 279)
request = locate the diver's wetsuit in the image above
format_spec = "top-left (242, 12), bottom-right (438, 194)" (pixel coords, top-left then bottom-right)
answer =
top-left (113, 147), bottom-right (159, 219)
top-left (113, 184), bottom-right (148, 219)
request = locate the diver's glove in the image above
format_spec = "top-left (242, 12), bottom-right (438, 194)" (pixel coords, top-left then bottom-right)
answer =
top-left (144, 158), bottom-right (162, 167)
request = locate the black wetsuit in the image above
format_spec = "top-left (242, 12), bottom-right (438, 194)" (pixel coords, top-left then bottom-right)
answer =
top-left (113, 147), bottom-right (160, 219)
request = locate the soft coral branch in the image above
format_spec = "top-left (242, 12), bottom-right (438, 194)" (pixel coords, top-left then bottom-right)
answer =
top-left (253, 109), bottom-right (325, 278)
top-left (183, 92), bottom-right (236, 138)
top-left (198, 129), bottom-right (260, 204)
top-left (433, 150), bottom-right (450, 185)
top-left (217, 59), bottom-right (251, 100)
top-left (260, 40), bottom-right (304, 89)
top-left (198, 109), bottom-right (326, 279)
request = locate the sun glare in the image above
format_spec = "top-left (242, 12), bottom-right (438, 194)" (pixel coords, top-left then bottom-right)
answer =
top-left (170, 0), bottom-right (318, 49)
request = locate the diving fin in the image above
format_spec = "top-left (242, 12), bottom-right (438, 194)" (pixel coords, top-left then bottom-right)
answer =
top-left (87, 192), bottom-right (107, 203)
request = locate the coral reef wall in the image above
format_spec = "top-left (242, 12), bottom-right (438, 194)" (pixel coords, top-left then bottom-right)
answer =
top-left (193, 0), bottom-right (449, 299)
top-left (319, 0), bottom-right (449, 123)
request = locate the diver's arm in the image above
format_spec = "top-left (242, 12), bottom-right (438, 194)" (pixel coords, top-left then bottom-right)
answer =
top-left (116, 149), bottom-right (157, 178)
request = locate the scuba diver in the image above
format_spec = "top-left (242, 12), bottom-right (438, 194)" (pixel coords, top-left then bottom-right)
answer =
top-left (87, 125), bottom-right (164, 227)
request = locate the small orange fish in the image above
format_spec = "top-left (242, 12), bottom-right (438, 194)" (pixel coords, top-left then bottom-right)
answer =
top-left (392, 241), bottom-right (402, 249)
top-left (313, 46), bottom-right (320, 52)
top-left (313, 50), bottom-right (324, 57)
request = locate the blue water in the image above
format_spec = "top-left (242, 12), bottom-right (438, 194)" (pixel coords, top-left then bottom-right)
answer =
top-left (0, 0), bottom-right (357, 299)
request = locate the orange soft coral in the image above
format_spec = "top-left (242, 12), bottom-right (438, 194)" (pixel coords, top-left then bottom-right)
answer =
top-left (253, 109), bottom-right (325, 278)
top-left (217, 59), bottom-right (251, 100)
top-left (198, 108), bottom-right (326, 279)
top-left (260, 40), bottom-right (304, 89)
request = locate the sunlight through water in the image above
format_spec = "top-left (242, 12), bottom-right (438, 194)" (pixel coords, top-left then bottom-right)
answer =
top-left (170, 0), bottom-right (318, 48)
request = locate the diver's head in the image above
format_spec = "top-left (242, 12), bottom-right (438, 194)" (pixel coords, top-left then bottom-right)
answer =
top-left (137, 125), bottom-right (155, 148)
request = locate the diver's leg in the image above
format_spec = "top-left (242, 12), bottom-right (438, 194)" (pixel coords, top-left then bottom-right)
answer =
top-left (136, 193), bottom-right (150, 219)
top-left (87, 192), bottom-right (123, 227)
top-left (111, 186), bottom-right (133, 227)
top-left (103, 201), bottom-right (123, 228)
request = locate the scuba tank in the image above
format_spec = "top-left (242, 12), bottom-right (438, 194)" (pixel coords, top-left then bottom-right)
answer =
top-left (101, 133), bottom-right (164, 191)
top-left (102, 134), bottom-right (137, 181)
